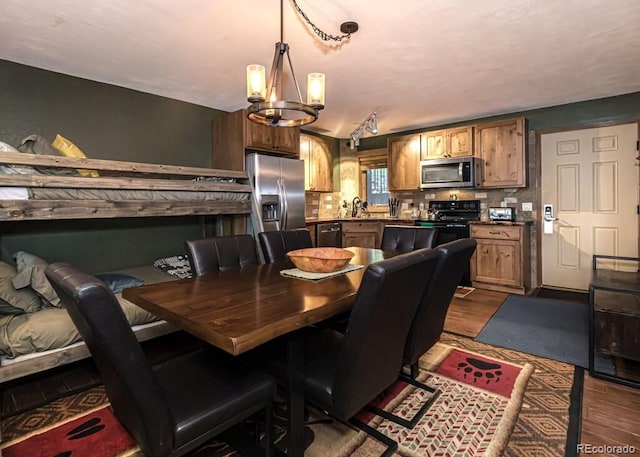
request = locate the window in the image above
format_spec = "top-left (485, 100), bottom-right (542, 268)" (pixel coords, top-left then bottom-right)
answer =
top-left (358, 149), bottom-right (389, 210)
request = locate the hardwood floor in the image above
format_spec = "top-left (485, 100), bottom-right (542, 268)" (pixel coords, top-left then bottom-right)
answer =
top-left (446, 288), bottom-right (640, 455)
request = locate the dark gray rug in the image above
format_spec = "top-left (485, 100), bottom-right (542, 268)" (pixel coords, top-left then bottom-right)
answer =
top-left (475, 294), bottom-right (589, 368)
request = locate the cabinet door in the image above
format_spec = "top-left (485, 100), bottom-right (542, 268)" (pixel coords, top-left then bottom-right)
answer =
top-left (299, 136), bottom-right (313, 191)
top-left (245, 122), bottom-right (276, 151)
top-left (274, 127), bottom-right (300, 155)
top-left (475, 117), bottom-right (526, 188)
top-left (388, 135), bottom-right (420, 191)
top-left (471, 239), bottom-right (521, 287)
top-left (421, 130), bottom-right (447, 160)
top-left (447, 126), bottom-right (474, 157)
top-left (310, 138), bottom-right (333, 192)
top-left (343, 232), bottom-right (378, 248)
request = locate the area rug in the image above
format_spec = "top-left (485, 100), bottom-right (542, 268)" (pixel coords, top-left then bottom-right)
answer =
top-left (2, 405), bottom-right (136, 457)
top-left (1, 346), bottom-right (532, 457)
top-left (441, 332), bottom-right (580, 457)
top-left (475, 294), bottom-right (589, 368)
top-left (339, 344), bottom-right (533, 456)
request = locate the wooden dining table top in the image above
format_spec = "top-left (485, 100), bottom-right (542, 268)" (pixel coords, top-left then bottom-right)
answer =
top-left (123, 247), bottom-right (395, 356)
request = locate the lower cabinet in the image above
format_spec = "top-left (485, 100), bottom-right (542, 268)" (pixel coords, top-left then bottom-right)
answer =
top-left (470, 224), bottom-right (530, 294)
top-left (342, 221), bottom-right (380, 248)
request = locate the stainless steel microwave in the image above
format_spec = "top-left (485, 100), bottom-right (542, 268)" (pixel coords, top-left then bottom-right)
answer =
top-left (420, 156), bottom-right (475, 189)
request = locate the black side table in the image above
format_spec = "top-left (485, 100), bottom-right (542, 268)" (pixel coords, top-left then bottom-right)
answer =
top-left (589, 255), bottom-right (640, 389)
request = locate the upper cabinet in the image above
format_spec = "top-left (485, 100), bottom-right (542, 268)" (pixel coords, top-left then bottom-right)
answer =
top-left (388, 134), bottom-right (421, 191)
top-left (211, 109), bottom-right (300, 171)
top-left (474, 117), bottom-right (526, 188)
top-left (421, 126), bottom-right (473, 160)
top-left (300, 134), bottom-right (333, 192)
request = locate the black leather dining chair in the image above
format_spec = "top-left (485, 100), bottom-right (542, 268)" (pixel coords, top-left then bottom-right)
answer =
top-left (380, 225), bottom-right (438, 253)
top-left (45, 262), bottom-right (275, 457)
top-left (264, 248), bottom-right (440, 455)
top-left (403, 238), bottom-right (478, 378)
top-left (258, 229), bottom-right (313, 264)
top-left (185, 234), bottom-right (259, 276)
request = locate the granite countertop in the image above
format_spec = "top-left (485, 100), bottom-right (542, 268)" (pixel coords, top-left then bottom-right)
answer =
top-left (306, 217), bottom-right (415, 224)
top-left (469, 220), bottom-right (533, 226)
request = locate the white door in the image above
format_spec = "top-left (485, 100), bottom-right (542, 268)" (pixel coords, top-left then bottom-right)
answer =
top-left (541, 123), bottom-right (639, 291)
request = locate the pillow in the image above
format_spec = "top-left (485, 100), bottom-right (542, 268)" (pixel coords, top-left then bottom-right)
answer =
top-left (117, 294), bottom-right (158, 326)
top-left (51, 134), bottom-right (100, 177)
top-left (0, 262), bottom-right (42, 313)
top-left (95, 273), bottom-right (144, 294)
top-left (12, 251), bottom-right (60, 308)
top-left (18, 134), bottom-right (78, 176)
top-left (152, 255), bottom-right (193, 279)
top-left (0, 309), bottom-right (81, 358)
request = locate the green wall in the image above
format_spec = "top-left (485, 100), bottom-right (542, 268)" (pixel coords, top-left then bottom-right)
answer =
top-left (0, 60), bottom-right (224, 271)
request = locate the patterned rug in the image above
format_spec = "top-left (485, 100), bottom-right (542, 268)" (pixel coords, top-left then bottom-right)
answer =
top-left (1, 334), bottom-right (577, 457)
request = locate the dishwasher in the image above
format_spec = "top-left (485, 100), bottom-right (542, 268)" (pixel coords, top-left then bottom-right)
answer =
top-left (316, 222), bottom-right (343, 247)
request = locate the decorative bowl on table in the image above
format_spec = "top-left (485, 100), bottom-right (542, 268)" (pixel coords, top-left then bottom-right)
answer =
top-left (287, 247), bottom-right (355, 273)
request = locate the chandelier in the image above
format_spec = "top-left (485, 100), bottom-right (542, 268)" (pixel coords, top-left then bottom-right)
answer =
top-left (246, 0), bottom-right (358, 127)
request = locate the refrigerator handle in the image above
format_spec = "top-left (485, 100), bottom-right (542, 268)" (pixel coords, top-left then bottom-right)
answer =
top-left (280, 178), bottom-right (289, 229)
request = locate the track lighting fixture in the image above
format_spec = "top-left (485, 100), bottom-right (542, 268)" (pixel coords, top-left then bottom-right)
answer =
top-left (349, 111), bottom-right (378, 150)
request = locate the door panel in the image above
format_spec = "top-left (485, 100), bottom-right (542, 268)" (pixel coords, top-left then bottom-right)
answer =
top-left (541, 123), bottom-right (639, 290)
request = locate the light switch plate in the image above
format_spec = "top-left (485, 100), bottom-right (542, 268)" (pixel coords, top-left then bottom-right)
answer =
top-left (522, 202), bottom-right (533, 211)
top-left (474, 192), bottom-right (487, 198)
top-left (424, 193), bottom-right (436, 199)
top-left (504, 197), bottom-right (517, 204)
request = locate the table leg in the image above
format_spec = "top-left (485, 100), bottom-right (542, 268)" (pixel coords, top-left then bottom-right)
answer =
top-left (287, 330), bottom-right (305, 457)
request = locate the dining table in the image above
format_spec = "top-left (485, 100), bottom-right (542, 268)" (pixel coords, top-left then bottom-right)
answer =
top-left (123, 246), bottom-right (396, 456)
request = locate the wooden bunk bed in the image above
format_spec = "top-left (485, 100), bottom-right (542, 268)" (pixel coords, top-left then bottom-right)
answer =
top-left (0, 152), bottom-right (252, 382)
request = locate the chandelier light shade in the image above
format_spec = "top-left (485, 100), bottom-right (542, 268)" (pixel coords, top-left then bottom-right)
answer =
top-left (246, 65), bottom-right (266, 102)
top-left (246, 0), bottom-right (357, 128)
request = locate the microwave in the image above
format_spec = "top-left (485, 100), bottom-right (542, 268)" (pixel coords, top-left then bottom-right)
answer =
top-left (420, 157), bottom-right (475, 189)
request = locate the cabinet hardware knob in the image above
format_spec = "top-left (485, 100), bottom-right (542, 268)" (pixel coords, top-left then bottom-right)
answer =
top-left (489, 231), bottom-right (501, 234)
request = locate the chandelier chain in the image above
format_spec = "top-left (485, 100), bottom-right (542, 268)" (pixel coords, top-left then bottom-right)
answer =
top-left (291, 0), bottom-right (353, 42)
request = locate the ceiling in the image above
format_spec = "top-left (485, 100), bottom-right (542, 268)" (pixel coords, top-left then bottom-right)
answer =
top-left (2, 0), bottom-right (640, 139)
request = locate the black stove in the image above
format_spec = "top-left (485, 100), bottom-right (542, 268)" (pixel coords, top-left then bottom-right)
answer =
top-left (415, 200), bottom-right (481, 286)
top-left (427, 199), bottom-right (481, 223)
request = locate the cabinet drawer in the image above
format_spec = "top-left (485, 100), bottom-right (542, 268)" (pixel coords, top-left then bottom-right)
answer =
top-left (470, 225), bottom-right (521, 241)
top-left (342, 222), bottom-right (379, 233)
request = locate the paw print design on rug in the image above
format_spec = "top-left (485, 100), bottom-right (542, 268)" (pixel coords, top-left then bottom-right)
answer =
top-left (435, 348), bottom-right (523, 397)
top-left (2, 407), bottom-right (136, 457)
top-left (457, 357), bottom-right (503, 384)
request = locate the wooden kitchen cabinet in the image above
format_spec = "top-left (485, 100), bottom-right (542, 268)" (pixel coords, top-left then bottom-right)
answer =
top-left (342, 221), bottom-right (380, 248)
top-left (211, 109), bottom-right (300, 171)
top-left (300, 134), bottom-right (333, 192)
top-left (387, 134), bottom-right (421, 191)
top-left (470, 223), bottom-right (530, 294)
top-left (421, 126), bottom-right (473, 159)
top-left (474, 117), bottom-right (526, 188)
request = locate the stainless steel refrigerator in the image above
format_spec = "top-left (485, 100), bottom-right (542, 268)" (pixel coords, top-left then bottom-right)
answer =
top-left (246, 153), bottom-right (305, 236)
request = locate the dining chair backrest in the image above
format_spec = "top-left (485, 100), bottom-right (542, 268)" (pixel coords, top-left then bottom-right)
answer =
top-left (45, 262), bottom-right (174, 457)
top-left (258, 229), bottom-right (313, 264)
top-left (185, 234), bottom-right (258, 276)
top-left (380, 225), bottom-right (438, 253)
top-left (403, 238), bottom-right (477, 372)
top-left (331, 248), bottom-right (440, 419)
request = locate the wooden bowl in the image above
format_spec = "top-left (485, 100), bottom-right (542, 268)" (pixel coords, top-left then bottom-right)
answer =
top-left (287, 247), bottom-right (355, 273)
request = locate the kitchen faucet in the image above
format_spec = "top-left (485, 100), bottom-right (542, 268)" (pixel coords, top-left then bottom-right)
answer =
top-left (352, 196), bottom-right (362, 218)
